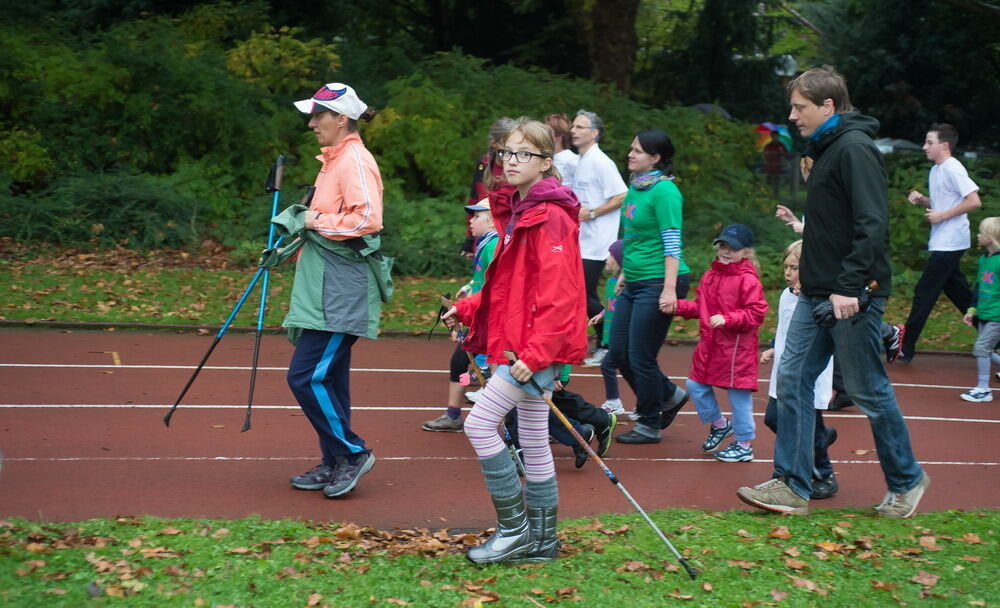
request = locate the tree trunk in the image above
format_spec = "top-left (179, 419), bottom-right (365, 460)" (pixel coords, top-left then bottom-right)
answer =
top-left (566, 0), bottom-right (640, 92)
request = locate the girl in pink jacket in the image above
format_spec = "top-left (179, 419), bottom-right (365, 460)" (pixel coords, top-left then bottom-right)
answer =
top-left (675, 224), bottom-right (768, 463)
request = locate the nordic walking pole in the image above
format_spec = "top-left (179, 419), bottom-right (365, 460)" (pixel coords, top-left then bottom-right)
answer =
top-left (241, 155), bottom-right (286, 432)
top-left (503, 350), bottom-right (699, 580)
top-left (163, 259), bottom-right (277, 427)
top-left (162, 156), bottom-right (288, 428)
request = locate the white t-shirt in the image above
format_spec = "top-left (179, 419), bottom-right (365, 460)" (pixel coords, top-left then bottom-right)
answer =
top-left (928, 156), bottom-right (980, 252)
top-left (572, 144), bottom-right (628, 260)
top-left (553, 149), bottom-right (578, 187)
top-left (769, 288), bottom-right (833, 409)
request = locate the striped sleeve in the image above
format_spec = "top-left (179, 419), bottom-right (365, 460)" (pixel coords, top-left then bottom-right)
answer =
top-left (661, 228), bottom-right (681, 259)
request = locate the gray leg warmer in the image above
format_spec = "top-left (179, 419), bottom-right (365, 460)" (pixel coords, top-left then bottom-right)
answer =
top-left (479, 450), bottom-right (522, 497)
top-left (524, 476), bottom-right (559, 508)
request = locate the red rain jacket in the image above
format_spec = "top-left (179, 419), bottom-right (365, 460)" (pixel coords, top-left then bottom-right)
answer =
top-left (455, 177), bottom-right (588, 372)
top-left (675, 258), bottom-right (768, 390)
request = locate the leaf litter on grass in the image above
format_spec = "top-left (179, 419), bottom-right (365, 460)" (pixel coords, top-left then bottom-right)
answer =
top-left (1, 511), bottom-right (997, 606)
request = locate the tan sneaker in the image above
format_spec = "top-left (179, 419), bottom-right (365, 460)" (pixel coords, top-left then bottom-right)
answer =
top-left (422, 414), bottom-right (464, 432)
top-left (737, 478), bottom-right (809, 515)
top-left (876, 473), bottom-right (930, 518)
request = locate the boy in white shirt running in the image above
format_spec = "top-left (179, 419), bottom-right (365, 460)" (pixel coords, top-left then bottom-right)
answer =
top-left (900, 123), bottom-right (982, 362)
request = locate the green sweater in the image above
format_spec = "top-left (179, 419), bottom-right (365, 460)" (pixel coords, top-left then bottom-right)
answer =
top-left (621, 179), bottom-right (689, 280)
top-left (972, 251), bottom-right (1000, 322)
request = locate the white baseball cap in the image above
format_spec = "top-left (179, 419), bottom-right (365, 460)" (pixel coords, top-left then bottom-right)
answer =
top-left (293, 83), bottom-right (368, 120)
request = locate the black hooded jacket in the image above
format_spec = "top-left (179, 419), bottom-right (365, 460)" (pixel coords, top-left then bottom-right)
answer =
top-left (800, 111), bottom-right (892, 299)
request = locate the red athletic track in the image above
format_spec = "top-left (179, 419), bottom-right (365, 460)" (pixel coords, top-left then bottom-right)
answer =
top-left (0, 328), bottom-right (996, 529)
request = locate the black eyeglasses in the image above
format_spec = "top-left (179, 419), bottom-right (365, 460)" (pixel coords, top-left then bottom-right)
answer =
top-left (497, 149), bottom-right (550, 163)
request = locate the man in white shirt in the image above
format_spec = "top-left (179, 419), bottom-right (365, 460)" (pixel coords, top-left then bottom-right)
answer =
top-left (900, 123), bottom-right (982, 362)
top-left (570, 110), bottom-right (627, 364)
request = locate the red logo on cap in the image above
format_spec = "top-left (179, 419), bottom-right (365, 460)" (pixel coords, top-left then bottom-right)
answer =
top-left (314, 86), bottom-right (346, 101)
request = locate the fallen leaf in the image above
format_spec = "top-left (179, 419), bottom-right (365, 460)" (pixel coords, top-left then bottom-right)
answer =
top-left (157, 526), bottom-right (183, 536)
top-left (958, 555), bottom-right (981, 562)
top-left (736, 529), bottom-right (755, 538)
top-left (918, 536), bottom-right (941, 551)
top-left (871, 580), bottom-right (900, 591)
top-left (910, 571), bottom-right (940, 587)
top-left (665, 589), bottom-right (694, 599)
top-left (769, 526), bottom-right (793, 539)
top-left (962, 533), bottom-right (983, 544)
top-left (784, 558), bottom-right (809, 570)
top-left (386, 599), bottom-right (409, 606)
top-left (728, 559), bottom-right (757, 569)
top-left (701, 583), bottom-right (713, 592)
top-left (307, 592), bottom-right (323, 606)
top-left (787, 575), bottom-right (828, 596)
top-left (771, 589), bottom-right (789, 601)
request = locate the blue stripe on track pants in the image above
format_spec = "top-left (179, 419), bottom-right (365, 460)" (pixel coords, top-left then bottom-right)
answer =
top-left (287, 329), bottom-right (367, 465)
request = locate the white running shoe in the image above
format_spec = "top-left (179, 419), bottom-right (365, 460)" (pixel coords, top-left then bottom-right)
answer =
top-left (582, 348), bottom-right (607, 367)
top-left (599, 398), bottom-right (625, 415)
top-left (960, 388), bottom-right (992, 403)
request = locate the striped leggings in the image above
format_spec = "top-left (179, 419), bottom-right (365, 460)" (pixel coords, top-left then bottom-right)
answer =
top-left (464, 374), bottom-right (554, 482)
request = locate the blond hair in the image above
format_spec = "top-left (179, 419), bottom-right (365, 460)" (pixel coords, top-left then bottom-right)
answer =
top-left (503, 116), bottom-right (562, 183)
top-left (783, 239), bottom-right (803, 262)
top-left (979, 217), bottom-right (1000, 250)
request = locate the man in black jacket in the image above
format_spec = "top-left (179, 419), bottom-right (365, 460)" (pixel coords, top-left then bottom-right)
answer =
top-left (737, 66), bottom-right (929, 518)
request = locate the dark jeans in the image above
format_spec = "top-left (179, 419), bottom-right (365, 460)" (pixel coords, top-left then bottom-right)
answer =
top-left (608, 274), bottom-right (691, 429)
top-left (776, 295), bottom-right (923, 499)
top-left (583, 258), bottom-right (607, 347)
top-left (764, 397), bottom-right (833, 479)
top-left (902, 250), bottom-right (972, 359)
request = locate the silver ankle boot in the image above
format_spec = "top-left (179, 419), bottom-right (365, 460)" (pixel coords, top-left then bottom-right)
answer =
top-left (467, 493), bottom-right (533, 564)
top-left (510, 505), bottom-right (559, 562)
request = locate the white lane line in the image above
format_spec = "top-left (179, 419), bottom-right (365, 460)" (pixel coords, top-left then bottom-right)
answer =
top-left (4, 456), bottom-right (997, 466)
top-left (0, 363), bottom-right (446, 373)
top-left (1, 404), bottom-right (996, 424)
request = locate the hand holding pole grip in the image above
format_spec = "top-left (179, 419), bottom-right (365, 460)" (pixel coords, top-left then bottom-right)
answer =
top-left (812, 280), bottom-right (879, 327)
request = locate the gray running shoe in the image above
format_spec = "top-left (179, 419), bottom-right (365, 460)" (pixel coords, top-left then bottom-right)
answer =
top-left (876, 473), bottom-right (930, 518)
top-left (323, 453), bottom-right (376, 498)
top-left (290, 463), bottom-right (335, 490)
top-left (422, 414), bottom-right (464, 432)
top-left (737, 478), bottom-right (809, 515)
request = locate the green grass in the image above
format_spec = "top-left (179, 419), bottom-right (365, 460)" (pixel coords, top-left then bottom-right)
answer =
top-left (1, 510), bottom-right (995, 607)
top-left (0, 247), bottom-right (977, 353)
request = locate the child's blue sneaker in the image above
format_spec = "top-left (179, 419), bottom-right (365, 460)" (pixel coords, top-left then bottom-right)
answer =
top-left (715, 441), bottom-right (753, 462)
top-left (702, 420), bottom-right (734, 452)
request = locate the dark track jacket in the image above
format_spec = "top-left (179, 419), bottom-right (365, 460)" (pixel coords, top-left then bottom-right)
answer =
top-left (799, 112), bottom-right (892, 299)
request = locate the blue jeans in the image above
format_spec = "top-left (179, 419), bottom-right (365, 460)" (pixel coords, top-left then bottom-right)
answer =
top-left (775, 295), bottom-right (923, 499)
top-left (607, 275), bottom-right (691, 428)
top-left (686, 379), bottom-right (755, 441)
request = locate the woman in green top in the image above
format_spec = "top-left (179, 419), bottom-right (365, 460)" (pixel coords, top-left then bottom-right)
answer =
top-left (614, 130), bottom-right (693, 445)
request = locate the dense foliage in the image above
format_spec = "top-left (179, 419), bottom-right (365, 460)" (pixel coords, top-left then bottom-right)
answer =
top-left (0, 1), bottom-right (996, 279)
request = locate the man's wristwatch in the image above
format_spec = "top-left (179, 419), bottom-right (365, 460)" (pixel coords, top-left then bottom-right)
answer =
top-left (589, 209), bottom-right (596, 220)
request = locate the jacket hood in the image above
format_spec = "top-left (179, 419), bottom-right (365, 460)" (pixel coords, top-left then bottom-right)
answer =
top-left (493, 177), bottom-right (580, 230)
top-left (806, 111), bottom-right (880, 157)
